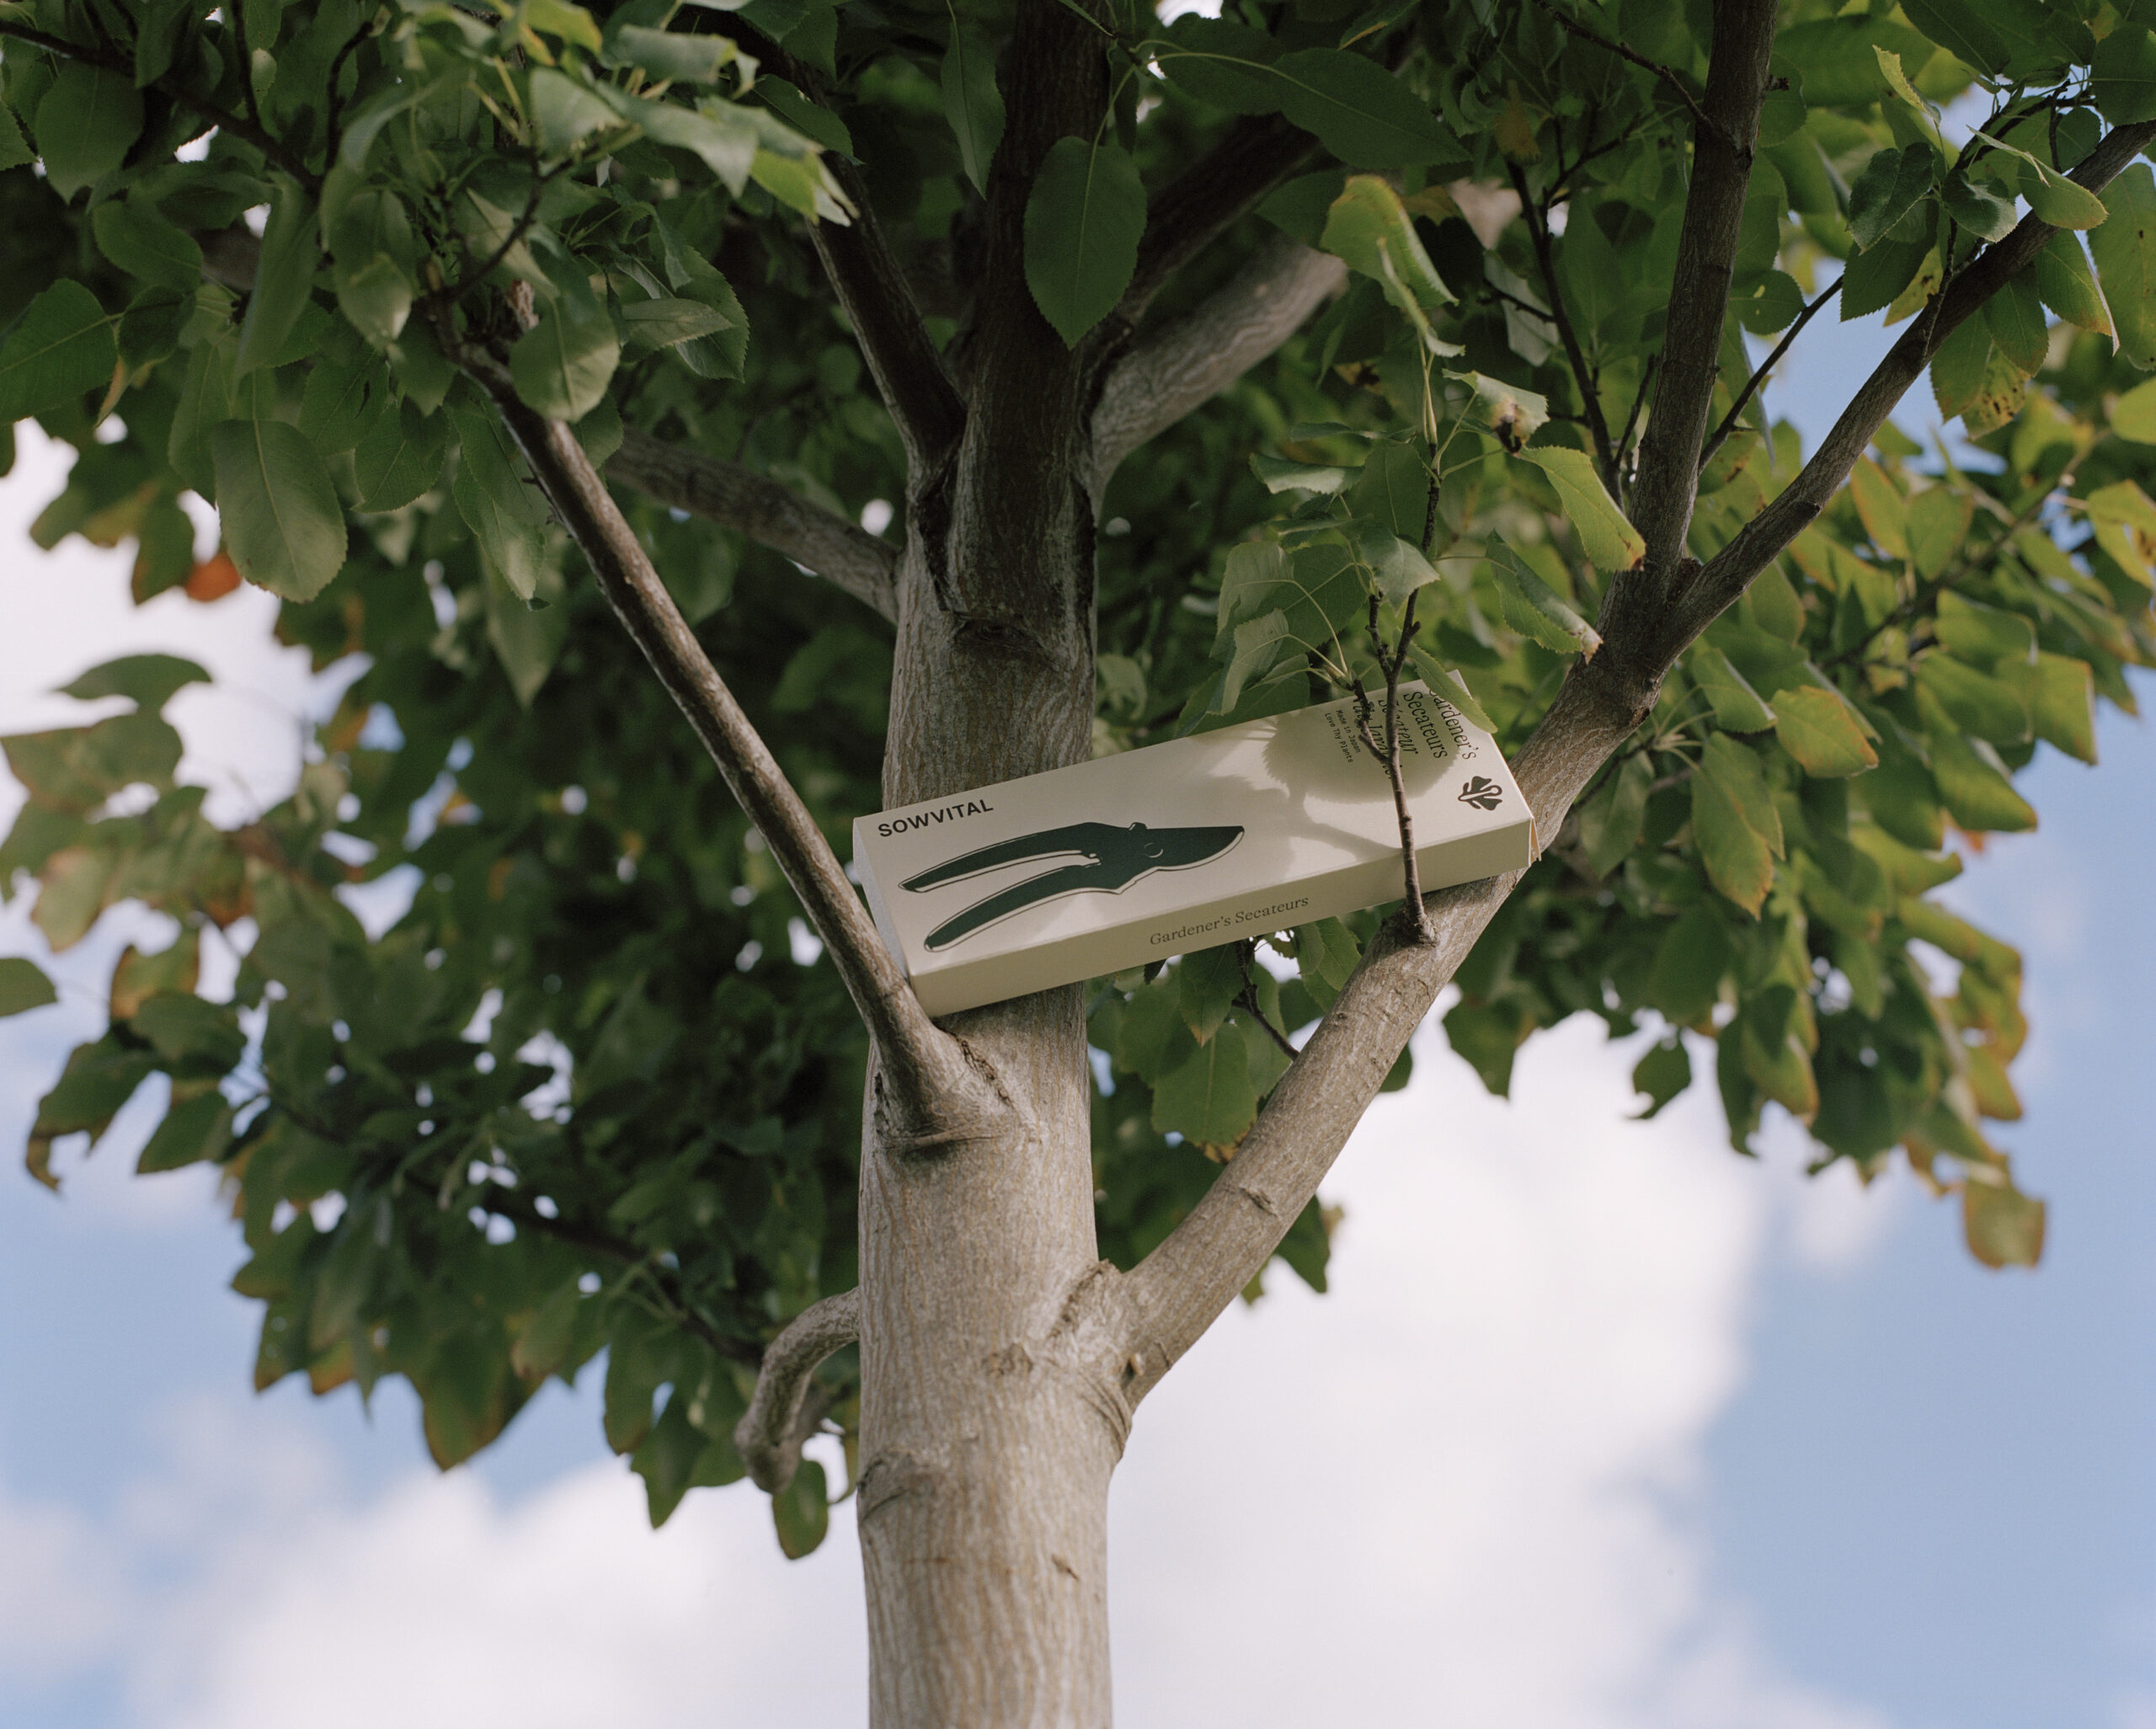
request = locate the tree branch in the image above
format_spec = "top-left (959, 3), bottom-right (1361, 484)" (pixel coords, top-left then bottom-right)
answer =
top-left (1672, 116), bottom-right (2156, 663)
top-left (1508, 161), bottom-right (1620, 491)
top-left (1090, 233), bottom-right (1346, 488)
top-left (1118, 659), bottom-right (1642, 1394)
top-left (807, 154), bottom-right (969, 468)
top-left (605, 427), bottom-right (899, 622)
top-left (735, 1288), bottom-right (860, 1492)
top-left (452, 319), bottom-right (1001, 1139)
top-left (1115, 113), bottom-right (1317, 326)
top-left (1113, 111), bottom-right (2156, 1390)
top-left (1596, 0), bottom-right (1777, 669)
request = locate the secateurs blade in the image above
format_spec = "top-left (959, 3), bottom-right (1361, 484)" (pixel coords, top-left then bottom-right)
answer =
top-left (900, 821), bottom-right (1245, 950)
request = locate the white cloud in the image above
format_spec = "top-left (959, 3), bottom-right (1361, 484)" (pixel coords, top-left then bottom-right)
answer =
top-left (0, 1018), bottom-right (1902, 1729)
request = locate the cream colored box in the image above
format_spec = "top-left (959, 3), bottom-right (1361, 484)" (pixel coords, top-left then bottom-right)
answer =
top-left (851, 683), bottom-right (1535, 1017)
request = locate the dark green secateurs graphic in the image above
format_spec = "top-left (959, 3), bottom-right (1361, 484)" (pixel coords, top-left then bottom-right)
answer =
top-left (901, 822), bottom-right (1245, 950)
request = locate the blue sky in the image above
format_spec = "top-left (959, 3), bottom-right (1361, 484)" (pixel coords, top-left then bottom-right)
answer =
top-left (1, 298), bottom-right (2151, 1727)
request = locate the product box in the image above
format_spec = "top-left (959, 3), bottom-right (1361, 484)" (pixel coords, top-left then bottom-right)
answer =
top-left (851, 683), bottom-right (1536, 1017)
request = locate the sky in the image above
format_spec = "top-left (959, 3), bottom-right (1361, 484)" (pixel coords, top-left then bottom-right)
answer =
top-left (1, 308), bottom-right (2152, 1728)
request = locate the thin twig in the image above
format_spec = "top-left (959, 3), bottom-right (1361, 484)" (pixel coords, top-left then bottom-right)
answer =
top-left (230, 1), bottom-right (264, 135)
top-left (1352, 591), bottom-right (1433, 944)
top-left (320, 17), bottom-right (383, 169)
top-left (1508, 161), bottom-right (1620, 493)
top-left (1536, 2), bottom-right (1727, 146)
top-left (1614, 350), bottom-right (1659, 498)
top-left (1698, 278), bottom-right (1843, 473)
top-left (1233, 942), bottom-right (1299, 1061)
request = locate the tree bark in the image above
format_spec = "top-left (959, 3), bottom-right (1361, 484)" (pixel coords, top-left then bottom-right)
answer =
top-left (851, 1), bottom-right (1123, 1717)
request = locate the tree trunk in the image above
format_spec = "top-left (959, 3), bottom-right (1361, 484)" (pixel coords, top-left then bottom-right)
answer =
top-left (856, 398), bottom-right (1116, 1717)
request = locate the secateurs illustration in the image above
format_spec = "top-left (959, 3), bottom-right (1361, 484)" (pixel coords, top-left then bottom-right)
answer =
top-left (900, 822), bottom-right (1245, 950)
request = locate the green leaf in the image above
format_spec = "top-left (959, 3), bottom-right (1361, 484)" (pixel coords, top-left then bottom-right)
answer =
top-left (355, 399), bottom-right (449, 512)
top-left (2112, 373), bottom-right (2156, 441)
top-left (1177, 943), bottom-right (1245, 1044)
top-left (0, 281), bottom-right (116, 424)
top-left (450, 407), bottom-right (549, 600)
top-left (1579, 750), bottom-right (1651, 877)
top-left (485, 557), bottom-right (569, 706)
top-left (2087, 163), bottom-right (2156, 366)
top-left (1488, 540), bottom-right (1601, 657)
top-left (606, 24), bottom-right (738, 82)
top-left (233, 179), bottom-right (322, 379)
top-left (1271, 49), bottom-right (1464, 171)
top-left (91, 198), bottom-right (205, 294)
top-left (1943, 173), bottom-right (2018, 244)
top-left (26, 1035), bottom-right (157, 1187)
top-left (0, 94), bottom-right (30, 172)
top-left (2027, 231), bottom-right (2111, 336)
top-left (1444, 999), bottom-right (1530, 1096)
top-left (1693, 734), bottom-right (1783, 916)
top-left (1934, 591), bottom-right (2034, 668)
top-left (0, 956), bottom-right (57, 1018)
top-left (136, 1088), bottom-right (234, 1174)
top-left (2093, 26), bottom-right (2156, 125)
top-left (337, 254), bottom-right (414, 349)
top-left (1403, 648), bottom-right (1496, 732)
top-left (1348, 440), bottom-right (1430, 540)
top-left (3, 712), bottom-right (182, 812)
top-left (1358, 526), bottom-right (1442, 607)
top-left (1690, 645), bottom-right (1777, 732)
top-left (1914, 654), bottom-right (2032, 744)
top-left (1841, 233), bottom-right (1930, 321)
top-left (1992, 139), bottom-right (2107, 230)
top-left (1774, 685), bottom-right (1878, 779)
top-left (1650, 905), bottom-right (1732, 1024)
top-left (1151, 1022), bottom-right (1259, 1149)
top-left (1630, 1035), bottom-right (1691, 1120)
top-left (1981, 275), bottom-right (2049, 376)
top-left (1157, 14), bottom-right (1283, 115)
top-left (1918, 692), bottom-right (2037, 832)
top-left (35, 65), bottom-right (142, 200)
top-left (1023, 136), bottom-right (1146, 347)
top-left (133, 991), bottom-right (245, 1070)
top-left (1515, 447), bottom-right (1642, 572)
top-left (530, 67), bottom-right (622, 156)
top-left (772, 1458), bottom-right (829, 1557)
top-left (1905, 487), bottom-right (1972, 583)
top-left (210, 419), bottom-right (349, 603)
top-left (510, 299), bottom-right (621, 422)
top-left (1900, 0), bottom-right (2009, 75)
top-left (60, 654), bottom-right (209, 712)
top-left (1848, 143), bottom-right (1935, 253)
top-left (300, 342), bottom-right (392, 455)
top-left (618, 297), bottom-right (735, 355)
top-left (1221, 609), bottom-right (1293, 711)
top-left (1997, 652), bottom-right (2096, 764)
top-left (1321, 174), bottom-right (1455, 322)
top-left (756, 77), bottom-right (851, 156)
top-left (942, 19), bottom-right (1004, 195)
top-left (1251, 454), bottom-right (1351, 494)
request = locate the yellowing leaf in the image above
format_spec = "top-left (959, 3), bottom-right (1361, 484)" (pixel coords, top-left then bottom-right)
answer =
top-left (1774, 685), bottom-right (1878, 778)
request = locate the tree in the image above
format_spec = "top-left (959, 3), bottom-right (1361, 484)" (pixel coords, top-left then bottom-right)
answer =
top-left (3, 0), bottom-right (2153, 1716)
